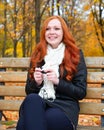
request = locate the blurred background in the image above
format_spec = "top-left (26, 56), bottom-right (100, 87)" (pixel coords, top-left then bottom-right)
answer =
top-left (0, 0), bottom-right (104, 57)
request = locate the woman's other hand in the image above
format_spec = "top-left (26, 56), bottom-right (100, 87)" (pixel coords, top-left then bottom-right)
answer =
top-left (44, 68), bottom-right (59, 85)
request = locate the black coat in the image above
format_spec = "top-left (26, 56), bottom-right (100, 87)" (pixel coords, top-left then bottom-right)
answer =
top-left (25, 50), bottom-right (87, 130)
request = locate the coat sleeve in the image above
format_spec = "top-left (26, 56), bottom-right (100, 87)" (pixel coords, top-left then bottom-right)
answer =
top-left (56, 50), bottom-right (87, 100)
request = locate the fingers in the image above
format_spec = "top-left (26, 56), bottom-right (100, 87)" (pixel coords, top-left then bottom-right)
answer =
top-left (34, 68), bottom-right (43, 85)
top-left (45, 70), bottom-right (59, 85)
top-left (43, 68), bottom-right (53, 73)
top-left (35, 67), bottom-right (42, 72)
top-left (34, 67), bottom-right (59, 85)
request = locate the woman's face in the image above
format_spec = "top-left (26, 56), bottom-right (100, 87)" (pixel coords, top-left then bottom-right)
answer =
top-left (45, 19), bottom-right (63, 49)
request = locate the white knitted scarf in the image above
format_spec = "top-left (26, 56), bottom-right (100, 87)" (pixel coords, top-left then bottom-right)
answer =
top-left (38, 42), bottom-right (65, 101)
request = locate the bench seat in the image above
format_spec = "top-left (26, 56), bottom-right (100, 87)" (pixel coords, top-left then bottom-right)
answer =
top-left (0, 57), bottom-right (104, 130)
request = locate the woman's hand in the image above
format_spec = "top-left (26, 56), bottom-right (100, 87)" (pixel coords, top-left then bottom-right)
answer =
top-left (44, 69), bottom-right (59, 85)
top-left (34, 68), bottom-right (43, 86)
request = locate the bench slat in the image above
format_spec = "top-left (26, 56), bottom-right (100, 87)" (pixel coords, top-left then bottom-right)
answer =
top-left (87, 72), bottom-right (104, 84)
top-left (77, 126), bottom-right (104, 130)
top-left (0, 86), bottom-right (104, 99)
top-left (80, 102), bottom-right (104, 115)
top-left (0, 100), bottom-right (22, 111)
top-left (0, 72), bottom-right (104, 83)
top-left (0, 58), bottom-right (30, 68)
top-left (0, 57), bottom-right (104, 68)
top-left (0, 100), bottom-right (104, 115)
top-left (86, 87), bottom-right (104, 99)
top-left (85, 57), bottom-right (104, 68)
top-left (0, 125), bottom-right (104, 130)
top-left (0, 72), bottom-right (27, 82)
top-left (0, 86), bottom-right (26, 96)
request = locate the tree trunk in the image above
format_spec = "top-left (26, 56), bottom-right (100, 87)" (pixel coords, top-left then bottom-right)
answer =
top-left (35, 0), bottom-right (41, 44)
top-left (2, 0), bottom-right (7, 57)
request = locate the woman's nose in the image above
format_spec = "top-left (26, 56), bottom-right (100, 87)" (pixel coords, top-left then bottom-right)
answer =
top-left (49, 29), bottom-right (55, 33)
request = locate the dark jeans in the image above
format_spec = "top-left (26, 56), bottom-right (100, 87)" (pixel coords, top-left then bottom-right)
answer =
top-left (16, 94), bottom-right (73, 130)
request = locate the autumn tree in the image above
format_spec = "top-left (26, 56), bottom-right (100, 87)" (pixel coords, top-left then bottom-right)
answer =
top-left (2, 0), bottom-right (7, 57)
top-left (91, 0), bottom-right (104, 53)
top-left (3, 0), bottom-right (35, 57)
top-left (0, 0), bottom-right (103, 57)
top-left (34, 0), bottom-right (50, 43)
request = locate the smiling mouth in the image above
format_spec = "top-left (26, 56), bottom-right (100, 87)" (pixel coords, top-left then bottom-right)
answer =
top-left (48, 37), bottom-right (57, 40)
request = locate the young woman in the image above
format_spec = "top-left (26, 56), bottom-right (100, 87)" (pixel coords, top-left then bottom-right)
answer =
top-left (16, 15), bottom-right (87, 130)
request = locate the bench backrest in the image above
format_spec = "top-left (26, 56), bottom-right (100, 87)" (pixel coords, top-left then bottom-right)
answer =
top-left (0, 57), bottom-right (104, 121)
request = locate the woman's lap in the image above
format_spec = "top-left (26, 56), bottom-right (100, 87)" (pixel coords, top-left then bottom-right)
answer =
top-left (17, 94), bottom-right (73, 130)
top-left (46, 107), bottom-right (73, 130)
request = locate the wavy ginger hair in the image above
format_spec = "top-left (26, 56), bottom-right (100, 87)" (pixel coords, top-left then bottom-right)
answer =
top-left (30, 15), bottom-right (80, 80)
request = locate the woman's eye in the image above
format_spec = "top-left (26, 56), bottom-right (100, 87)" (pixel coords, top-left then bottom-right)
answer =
top-left (46, 28), bottom-right (50, 30)
top-left (46, 27), bottom-right (61, 31)
top-left (55, 28), bottom-right (60, 30)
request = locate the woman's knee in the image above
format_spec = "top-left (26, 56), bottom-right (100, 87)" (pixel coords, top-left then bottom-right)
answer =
top-left (25, 93), bottom-right (40, 102)
top-left (24, 93), bottom-right (45, 107)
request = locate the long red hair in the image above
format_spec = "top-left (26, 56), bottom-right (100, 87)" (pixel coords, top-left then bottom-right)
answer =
top-left (30, 15), bottom-right (80, 80)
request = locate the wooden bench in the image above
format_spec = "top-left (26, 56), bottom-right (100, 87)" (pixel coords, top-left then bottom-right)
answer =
top-left (0, 57), bottom-right (104, 130)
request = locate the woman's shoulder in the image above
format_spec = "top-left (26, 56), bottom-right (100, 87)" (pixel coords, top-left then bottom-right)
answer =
top-left (79, 49), bottom-right (85, 59)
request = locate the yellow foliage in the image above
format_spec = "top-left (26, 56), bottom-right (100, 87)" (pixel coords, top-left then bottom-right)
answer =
top-left (56, 3), bottom-right (60, 7)
top-left (32, 27), bottom-right (35, 37)
top-left (5, 42), bottom-right (22, 57)
top-left (68, 16), bottom-right (73, 20)
top-left (47, 7), bottom-right (50, 11)
top-left (17, 42), bottom-right (22, 57)
top-left (0, 18), bottom-right (6, 23)
top-left (64, 5), bottom-right (67, 9)
top-left (65, 11), bottom-right (68, 15)
top-left (0, 2), bottom-right (4, 11)
top-left (83, 19), bottom-right (104, 56)
top-left (74, 10), bottom-right (77, 14)
top-left (94, 0), bottom-right (99, 3)
top-left (0, 26), bottom-right (4, 33)
top-left (92, 117), bottom-right (101, 125)
top-left (83, 5), bottom-right (90, 11)
top-left (5, 48), bottom-right (13, 56)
